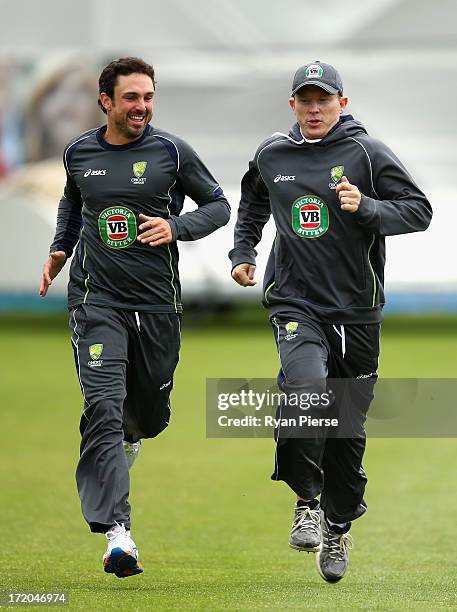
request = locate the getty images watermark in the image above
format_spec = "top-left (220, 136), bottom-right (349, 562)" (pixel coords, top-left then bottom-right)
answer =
top-left (217, 388), bottom-right (338, 430)
top-left (206, 378), bottom-right (457, 438)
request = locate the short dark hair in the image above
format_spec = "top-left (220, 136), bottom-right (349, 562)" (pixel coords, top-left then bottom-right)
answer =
top-left (98, 57), bottom-right (156, 114)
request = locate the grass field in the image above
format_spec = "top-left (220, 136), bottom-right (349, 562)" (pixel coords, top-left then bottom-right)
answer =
top-left (2, 315), bottom-right (457, 610)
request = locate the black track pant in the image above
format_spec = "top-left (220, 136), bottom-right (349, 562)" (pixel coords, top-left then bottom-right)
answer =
top-left (69, 304), bottom-right (181, 533)
top-left (270, 314), bottom-right (380, 524)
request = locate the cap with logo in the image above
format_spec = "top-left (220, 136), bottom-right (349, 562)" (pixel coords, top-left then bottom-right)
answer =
top-left (291, 61), bottom-right (343, 96)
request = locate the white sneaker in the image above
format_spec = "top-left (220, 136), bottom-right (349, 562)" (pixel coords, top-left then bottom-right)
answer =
top-left (103, 522), bottom-right (143, 578)
top-left (123, 440), bottom-right (141, 469)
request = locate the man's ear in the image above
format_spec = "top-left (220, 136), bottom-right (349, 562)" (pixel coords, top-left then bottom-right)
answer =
top-left (339, 96), bottom-right (349, 113)
top-left (289, 97), bottom-right (295, 111)
top-left (99, 92), bottom-right (112, 113)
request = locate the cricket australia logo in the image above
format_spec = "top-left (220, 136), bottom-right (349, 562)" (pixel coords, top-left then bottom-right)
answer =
top-left (329, 165), bottom-right (344, 190)
top-left (291, 195), bottom-right (329, 238)
top-left (285, 321), bottom-right (298, 341)
top-left (98, 206), bottom-right (137, 249)
top-left (131, 161), bottom-right (147, 184)
top-left (88, 343), bottom-right (103, 367)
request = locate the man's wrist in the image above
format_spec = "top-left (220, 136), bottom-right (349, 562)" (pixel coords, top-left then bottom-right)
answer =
top-left (49, 248), bottom-right (68, 261)
top-left (166, 218), bottom-right (179, 241)
top-left (354, 195), bottom-right (377, 225)
top-left (228, 247), bottom-right (257, 270)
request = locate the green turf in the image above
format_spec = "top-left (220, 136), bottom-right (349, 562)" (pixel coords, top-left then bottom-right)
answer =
top-left (2, 318), bottom-right (457, 610)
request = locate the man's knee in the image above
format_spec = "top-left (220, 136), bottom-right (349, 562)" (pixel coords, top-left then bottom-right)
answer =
top-left (79, 397), bottom-right (125, 436)
top-left (123, 395), bottom-right (171, 440)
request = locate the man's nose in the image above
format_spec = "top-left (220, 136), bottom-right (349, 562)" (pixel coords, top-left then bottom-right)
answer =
top-left (135, 100), bottom-right (147, 112)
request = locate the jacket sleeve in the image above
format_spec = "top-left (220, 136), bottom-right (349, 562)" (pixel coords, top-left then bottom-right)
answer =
top-left (228, 157), bottom-right (271, 270)
top-left (167, 139), bottom-right (230, 241)
top-left (354, 138), bottom-right (432, 236)
top-left (49, 167), bottom-right (83, 260)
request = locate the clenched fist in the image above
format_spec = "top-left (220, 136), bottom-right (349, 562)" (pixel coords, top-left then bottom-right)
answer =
top-left (336, 175), bottom-right (361, 213)
top-left (231, 263), bottom-right (257, 287)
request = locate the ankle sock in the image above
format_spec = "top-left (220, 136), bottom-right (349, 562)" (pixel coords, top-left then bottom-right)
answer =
top-left (327, 519), bottom-right (351, 534)
top-left (296, 498), bottom-right (319, 510)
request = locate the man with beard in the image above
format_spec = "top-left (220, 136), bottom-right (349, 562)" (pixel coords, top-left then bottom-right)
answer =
top-left (40, 57), bottom-right (230, 578)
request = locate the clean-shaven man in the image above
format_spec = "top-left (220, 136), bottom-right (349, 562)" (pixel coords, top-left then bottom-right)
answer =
top-left (230, 61), bottom-right (431, 582)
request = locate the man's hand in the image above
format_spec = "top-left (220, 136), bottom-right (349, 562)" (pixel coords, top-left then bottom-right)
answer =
top-left (137, 213), bottom-right (173, 246)
top-left (231, 263), bottom-right (257, 287)
top-left (336, 175), bottom-right (361, 213)
top-left (39, 251), bottom-right (66, 297)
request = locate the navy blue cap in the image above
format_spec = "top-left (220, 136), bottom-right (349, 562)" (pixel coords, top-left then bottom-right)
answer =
top-left (292, 61), bottom-right (343, 96)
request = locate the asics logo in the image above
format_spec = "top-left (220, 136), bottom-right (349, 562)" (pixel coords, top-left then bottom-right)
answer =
top-left (84, 169), bottom-right (107, 177)
top-left (274, 174), bottom-right (295, 182)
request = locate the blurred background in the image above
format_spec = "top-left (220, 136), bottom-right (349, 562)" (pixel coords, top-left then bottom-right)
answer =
top-left (2, 2), bottom-right (457, 608)
top-left (0, 0), bottom-right (456, 313)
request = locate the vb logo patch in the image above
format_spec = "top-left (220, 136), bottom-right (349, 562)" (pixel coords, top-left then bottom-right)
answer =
top-left (88, 343), bottom-right (103, 367)
top-left (98, 206), bottom-right (137, 249)
top-left (285, 321), bottom-right (298, 341)
top-left (329, 165), bottom-right (344, 190)
top-left (305, 64), bottom-right (323, 78)
top-left (131, 161), bottom-right (147, 184)
top-left (291, 195), bottom-right (329, 238)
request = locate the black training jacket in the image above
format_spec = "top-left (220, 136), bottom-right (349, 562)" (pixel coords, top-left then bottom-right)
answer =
top-left (50, 124), bottom-right (230, 313)
top-left (229, 116), bottom-right (432, 324)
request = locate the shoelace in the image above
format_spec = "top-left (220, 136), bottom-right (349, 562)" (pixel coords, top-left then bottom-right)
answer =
top-left (104, 523), bottom-right (137, 559)
top-left (325, 530), bottom-right (354, 561)
top-left (105, 522), bottom-right (126, 541)
top-left (293, 507), bottom-right (320, 534)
